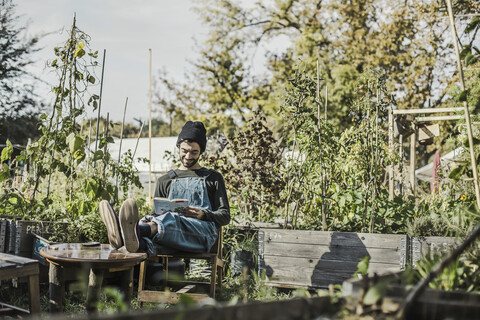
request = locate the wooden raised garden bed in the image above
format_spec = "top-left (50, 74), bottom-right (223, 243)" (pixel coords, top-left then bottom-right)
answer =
top-left (256, 228), bottom-right (460, 290)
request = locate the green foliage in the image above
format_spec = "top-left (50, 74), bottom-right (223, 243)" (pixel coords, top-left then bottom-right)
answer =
top-left (363, 280), bottom-right (388, 306)
top-left (97, 287), bottom-right (128, 314)
top-left (406, 214), bottom-right (450, 237)
top-left (0, 18), bottom-right (145, 243)
top-left (280, 69), bottom-right (410, 232)
top-left (355, 256), bottom-right (370, 278)
top-left (152, 0), bottom-right (480, 135)
top-left (0, 0), bottom-right (44, 145)
top-left (412, 245), bottom-right (480, 292)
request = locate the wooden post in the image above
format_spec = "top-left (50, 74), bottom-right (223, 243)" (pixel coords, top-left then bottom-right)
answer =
top-left (446, 0), bottom-right (480, 210)
top-left (148, 49), bottom-right (153, 203)
top-left (388, 109), bottom-right (394, 200)
top-left (28, 273), bottom-right (41, 315)
top-left (48, 263), bottom-right (65, 313)
top-left (410, 123), bottom-right (416, 197)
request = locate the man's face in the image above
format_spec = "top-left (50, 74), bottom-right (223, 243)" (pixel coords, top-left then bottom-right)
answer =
top-left (179, 141), bottom-right (201, 170)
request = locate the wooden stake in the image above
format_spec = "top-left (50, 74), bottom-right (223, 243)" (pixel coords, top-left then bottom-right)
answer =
top-left (148, 49), bottom-right (153, 203)
top-left (317, 60), bottom-right (326, 231)
top-left (446, 0), bottom-right (480, 210)
top-left (325, 85), bottom-right (328, 121)
top-left (94, 49), bottom-right (106, 155)
top-left (410, 122), bottom-right (416, 197)
top-left (103, 113), bottom-right (110, 178)
top-left (133, 122), bottom-right (144, 160)
top-left (116, 97), bottom-right (128, 190)
top-left (388, 109), bottom-right (394, 200)
top-left (86, 119), bottom-right (92, 177)
top-left (370, 89), bottom-right (379, 233)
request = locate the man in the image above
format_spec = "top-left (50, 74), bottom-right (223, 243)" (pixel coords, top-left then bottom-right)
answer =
top-left (99, 121), bottom-right (230, 255)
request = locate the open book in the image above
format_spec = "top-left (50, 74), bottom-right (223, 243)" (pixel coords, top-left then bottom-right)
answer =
top-left (153, 198), bottom-right (189, 215)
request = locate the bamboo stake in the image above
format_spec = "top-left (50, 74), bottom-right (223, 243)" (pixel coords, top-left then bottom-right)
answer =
top-left (325, 85), bottom-right (328, 121)
top-left (116, 97), bottom-right (128, 190)
top-left (148, 49), bottom-right (153, 203)
top-left (133, 121), bottom-right (144, 160)
top-left (446, 0), bottom-right (480, 210)
top-left (86, 119), bottom-right (92, 176)
top-left (94, 49), bottom-right (107, 156)
top-left (103, 113), bottom-right (110, 178)
top-left (317, 60), bottom-right (326, 231)
top-left (370, 89), bottom-right (379, 233)
top-left (388, 109), bottom-right (394, 200)
top-left (409, 122), bottom-right (416, 197)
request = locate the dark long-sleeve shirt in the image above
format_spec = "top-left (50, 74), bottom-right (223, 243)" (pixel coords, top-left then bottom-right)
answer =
top-left (151, 167), bottom-right (230, 227)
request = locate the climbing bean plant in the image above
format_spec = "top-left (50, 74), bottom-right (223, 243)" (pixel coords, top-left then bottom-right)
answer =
top-left (0, 18), bottom-right (144, 242)
top-left (280, 69), bottom-right (413, 233)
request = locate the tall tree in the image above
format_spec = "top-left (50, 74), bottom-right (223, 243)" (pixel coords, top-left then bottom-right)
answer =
top-left (156, 0), bottom-right (479, 134)
top-left (0, 0), bottom-right (44, 145)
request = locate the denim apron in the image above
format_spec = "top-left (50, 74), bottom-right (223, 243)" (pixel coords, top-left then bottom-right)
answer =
top-left (141, 172), bottom-right (218, 256)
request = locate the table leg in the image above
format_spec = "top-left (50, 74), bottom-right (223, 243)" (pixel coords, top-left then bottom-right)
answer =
top-left (28, 273), bottom-right (41, 315)
top-left (49, 263), bottom-right (65, 313)
top-left (86, 268), bottom-right (104, 313)
top-left (120, 267), bottom-right (134, 308)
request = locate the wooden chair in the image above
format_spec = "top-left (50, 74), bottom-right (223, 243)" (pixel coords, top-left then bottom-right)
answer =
top-left (137, 227), bottom-right (223, 304)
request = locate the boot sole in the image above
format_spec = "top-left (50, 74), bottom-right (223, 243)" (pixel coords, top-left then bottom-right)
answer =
top-left (99, 200), bottom-right (123, 249)
top-left (119, 199), bottom-right (140, 253)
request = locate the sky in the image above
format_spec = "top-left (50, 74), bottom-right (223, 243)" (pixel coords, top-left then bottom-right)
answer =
top-left (15, 0), bottom-right (209, 125)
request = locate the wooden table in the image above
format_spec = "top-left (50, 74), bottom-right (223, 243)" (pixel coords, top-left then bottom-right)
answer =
top-left (0, 253), bottom-right (41, 316)
top-left (40, 243), bottom-right (147, 313)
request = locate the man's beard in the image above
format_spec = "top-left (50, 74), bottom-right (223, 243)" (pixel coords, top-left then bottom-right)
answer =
top-left (182, 157), bottom-right (198, 168)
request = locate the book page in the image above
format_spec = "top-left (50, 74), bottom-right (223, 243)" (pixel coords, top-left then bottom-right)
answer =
top-left (153, 198), bottom-right (189, 215)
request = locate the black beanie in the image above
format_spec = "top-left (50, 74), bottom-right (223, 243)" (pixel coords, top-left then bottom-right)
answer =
top-left (176, 121), bottom-right (207, 153)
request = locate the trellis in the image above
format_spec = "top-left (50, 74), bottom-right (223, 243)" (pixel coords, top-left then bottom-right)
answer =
top-left (387, 1), bottom-right (480, 207)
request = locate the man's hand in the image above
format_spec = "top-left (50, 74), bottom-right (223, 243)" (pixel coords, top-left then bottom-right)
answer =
top-left (182, 206), bottom-right (205, 220)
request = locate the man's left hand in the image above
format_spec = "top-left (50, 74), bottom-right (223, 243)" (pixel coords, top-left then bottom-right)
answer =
top-left (182, 206), bottom-right (205, 220)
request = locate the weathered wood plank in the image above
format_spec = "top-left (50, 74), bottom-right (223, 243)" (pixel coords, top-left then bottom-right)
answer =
top-left (258, 229), bottom-right (406, 289)
top-left (0, 253), bottom-right (39, 281)
top-left (263, 242), bottom-right (402, 264)
top-left (0, 262), bottom-right (15, 269)
top-left (138, 290), bottom-right (208, 304)
top-left (411, 236), bottom-right (458, 268)
top-left (263, 255), bottom-right (401, 288)
top-left (262, 229), bottom-right (405, 249)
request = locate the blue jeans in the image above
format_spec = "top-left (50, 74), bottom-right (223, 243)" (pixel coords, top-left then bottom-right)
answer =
top-left (141, 212), bottom-right (218, 256)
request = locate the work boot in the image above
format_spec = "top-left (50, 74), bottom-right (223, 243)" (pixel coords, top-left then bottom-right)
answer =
top-left (99, 200), bottom-right (124, 249)
top-left (119, 199), bottom-right (140, 253)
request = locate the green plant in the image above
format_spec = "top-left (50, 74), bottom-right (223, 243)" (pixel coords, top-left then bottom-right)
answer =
top-left (0, 18), bottom-right (145, 242)
top-left (406, 214), bottom-right (450, 237)
top-left (97, 287), bottom-right (128, 314)
top-left (413, 247), bottom-right (480, 292)
top-left (280, 68), bottom-right (406, 233)
top-left (207, 110), bottom-right (286, 221)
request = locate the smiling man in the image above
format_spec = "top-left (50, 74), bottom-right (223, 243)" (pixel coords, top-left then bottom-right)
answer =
top-left (99, 121), bottom-right (230, 254)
